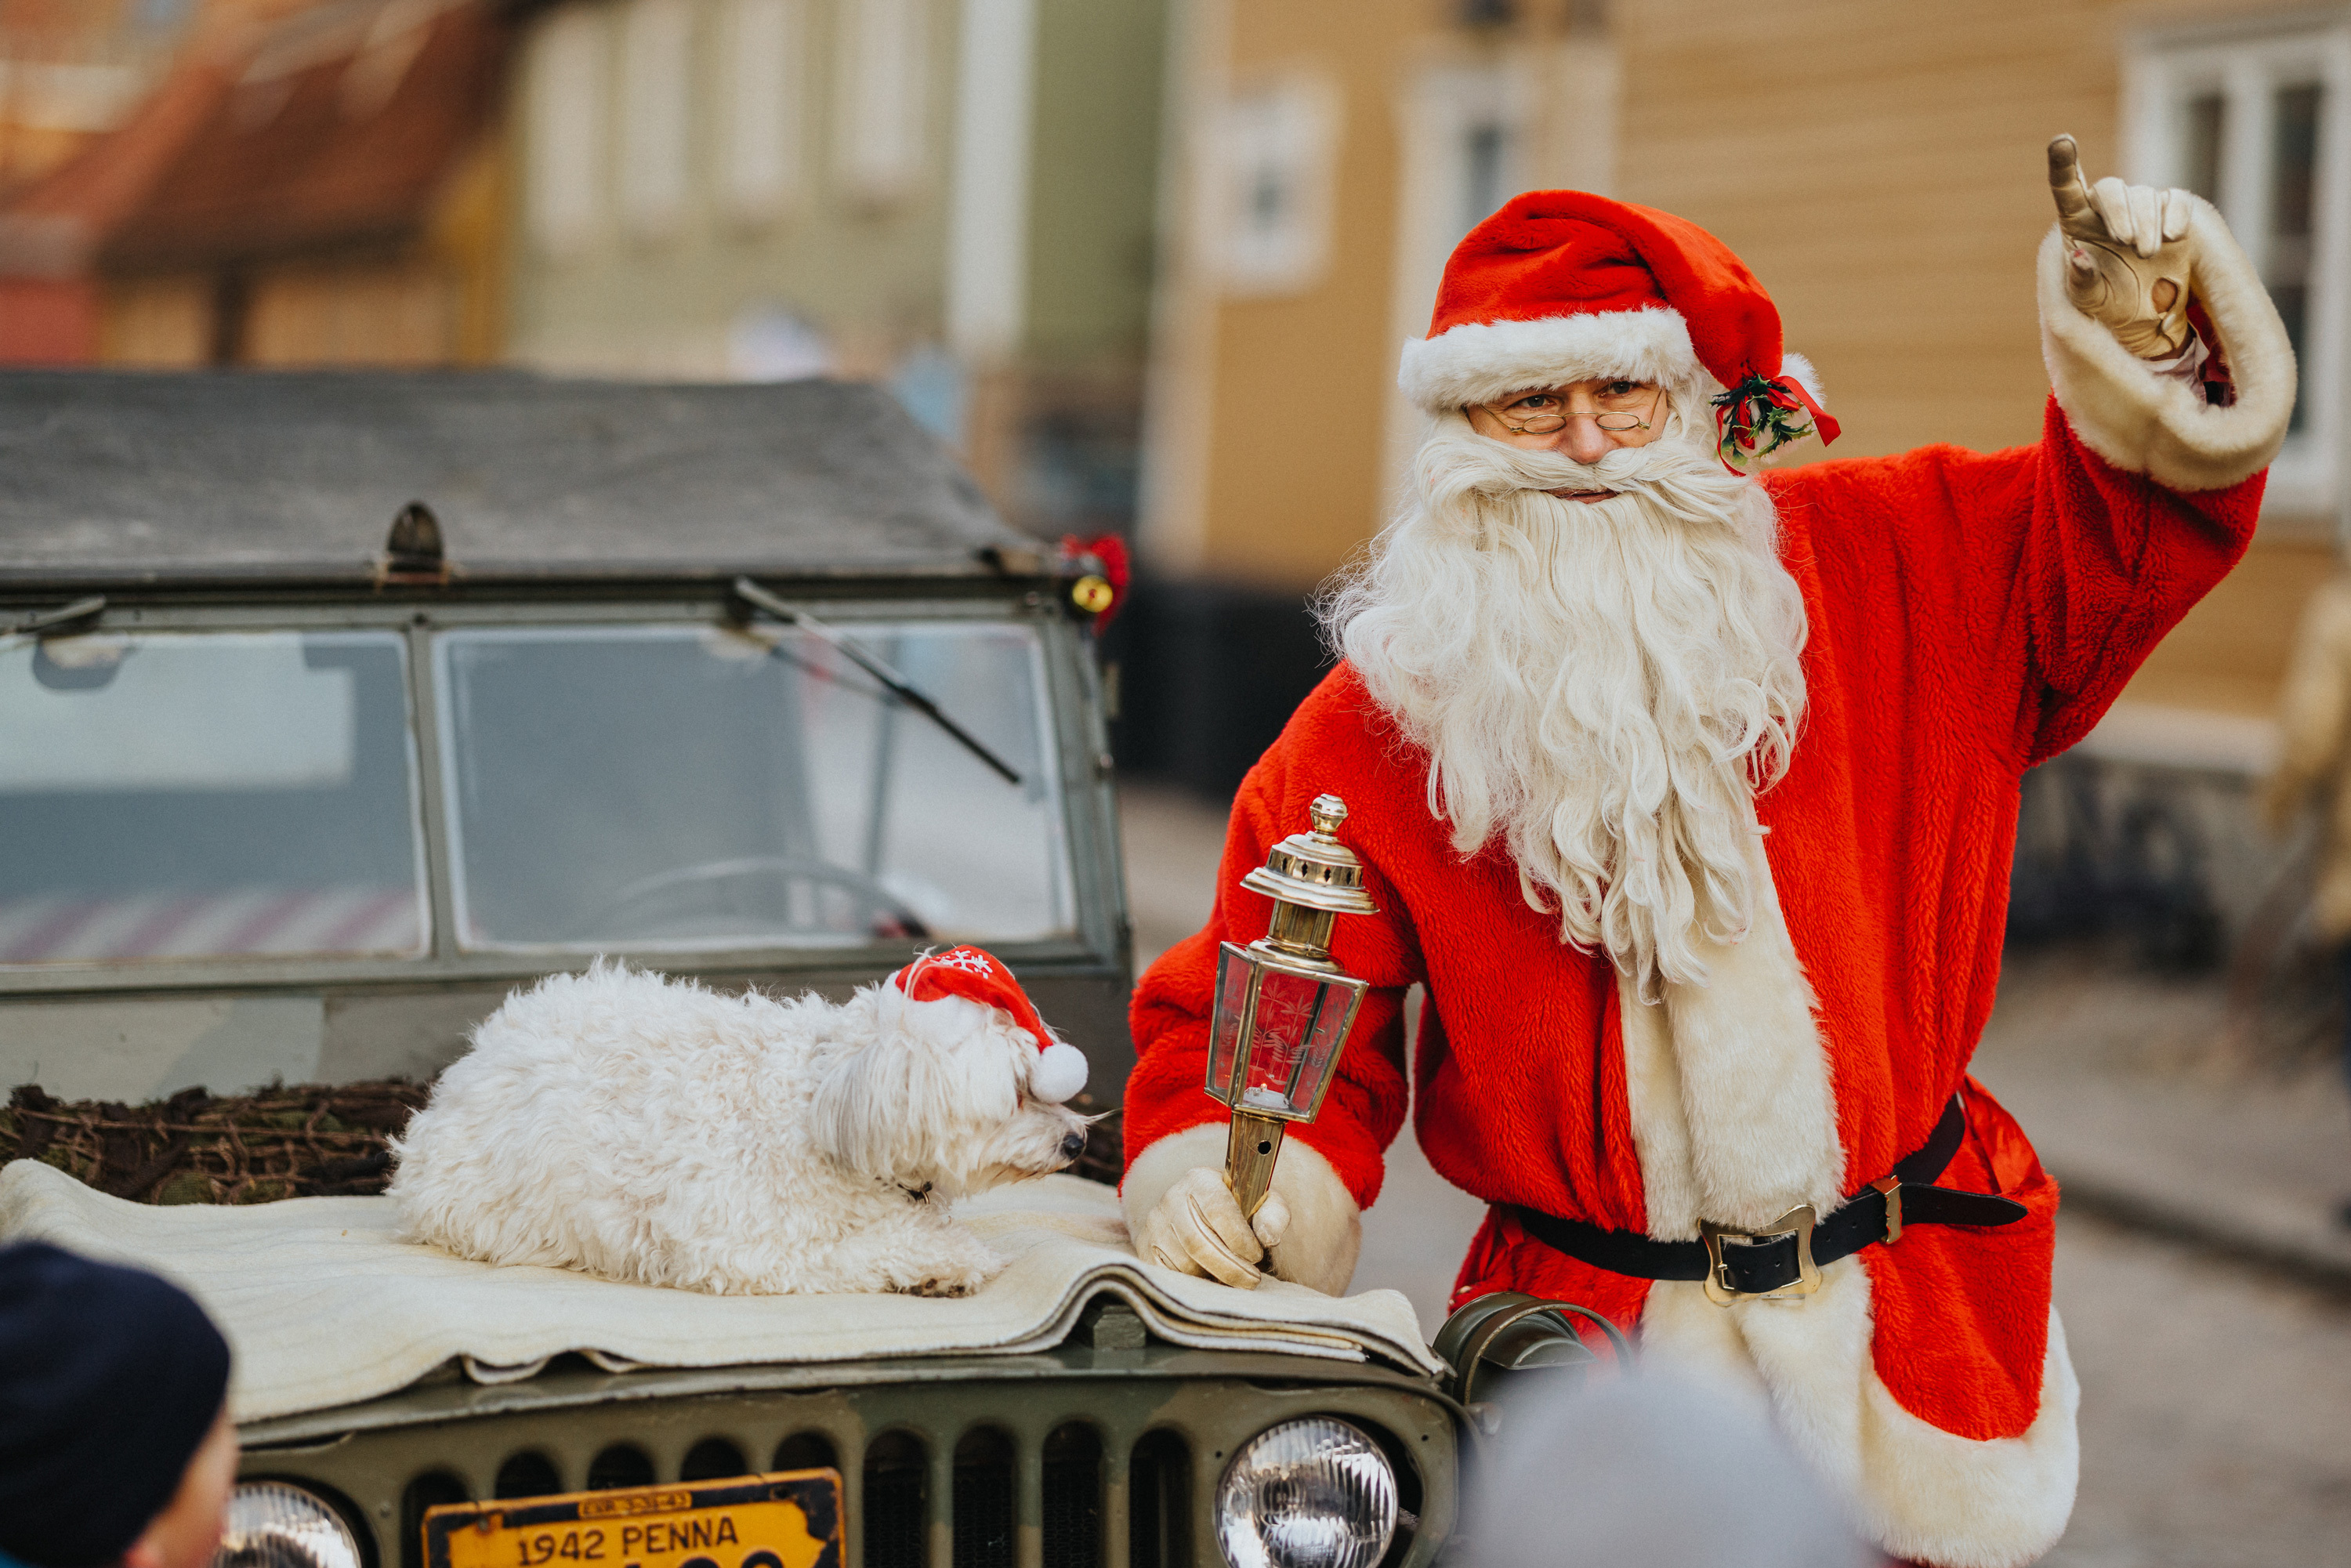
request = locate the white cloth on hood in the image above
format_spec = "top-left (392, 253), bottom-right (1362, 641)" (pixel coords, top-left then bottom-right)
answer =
top-left (0, 1161), bottom-right (1441, 1423)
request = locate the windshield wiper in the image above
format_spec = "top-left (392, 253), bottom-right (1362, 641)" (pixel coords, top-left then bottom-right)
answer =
top-left (731, 577), bottom-right (1023, 787)
top-left (0, 595), bottom-right (106, 652)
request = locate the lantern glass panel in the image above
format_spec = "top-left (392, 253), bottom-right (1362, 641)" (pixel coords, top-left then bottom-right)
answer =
top-left (1207, 941), bottom-right (1256, 1103)
top-left (1236, 966), bottom-right (1353, 1117)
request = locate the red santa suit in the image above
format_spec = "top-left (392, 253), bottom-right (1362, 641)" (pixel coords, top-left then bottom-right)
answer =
top-left (1120, 190), bottom-right (2295, 1568)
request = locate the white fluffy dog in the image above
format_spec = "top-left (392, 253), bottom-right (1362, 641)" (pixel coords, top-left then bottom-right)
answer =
top-left (389, 947), bottom-right (1091, 1296)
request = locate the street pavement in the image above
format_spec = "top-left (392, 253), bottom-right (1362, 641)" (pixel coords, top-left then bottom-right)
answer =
top-left (1971, 948), bottom-right (2351, 1284)
top-left (1118, 781), bottom-right (2351, 1566)
top-left (1972, 956), bottom-right (2351, 1564)
top-left (2039, 1210), bottom-right (2351, 1567)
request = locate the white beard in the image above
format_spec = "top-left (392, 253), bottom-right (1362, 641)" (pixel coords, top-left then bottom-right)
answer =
top-left (1324, 406), bottom-right (1808, 991)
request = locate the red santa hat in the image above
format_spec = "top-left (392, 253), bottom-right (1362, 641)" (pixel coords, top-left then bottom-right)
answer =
top-left (1397, 190), bottom-right (1838, 464)
top-left (890, 945), bottom-right (1088, 1103)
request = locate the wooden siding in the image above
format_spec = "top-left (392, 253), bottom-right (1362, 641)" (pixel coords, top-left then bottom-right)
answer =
top-left (1617, 0), bottom-right (2336, 715)
top-left (1153, 0), bottom-right (2337, 711)
top-left (1615, 0), bottom-right (2317, 468)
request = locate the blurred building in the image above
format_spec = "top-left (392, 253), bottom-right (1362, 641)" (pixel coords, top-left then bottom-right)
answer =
top-left (500, 0), bottom-right (1166, 529)
top-left (0, 0), bottom-right (193, 360)
top-left (0, 0), bottom-right (184, 194)
top-left (0, 0), bottom-right (512, 367)
top-left (1132, 0), bottom-right (2348, 953)
top-left (1125, 0), bottom-right (1626, 791)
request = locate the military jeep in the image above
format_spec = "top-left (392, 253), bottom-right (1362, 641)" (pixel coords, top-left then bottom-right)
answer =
top-left (0, 369), bottom-right (1129, 1100)
top-left (0, 371), bottom-right (1609, 1568)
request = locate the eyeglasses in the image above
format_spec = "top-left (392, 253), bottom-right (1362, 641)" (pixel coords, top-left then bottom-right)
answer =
top-left (1477, 382), bottom-right (1663, 435)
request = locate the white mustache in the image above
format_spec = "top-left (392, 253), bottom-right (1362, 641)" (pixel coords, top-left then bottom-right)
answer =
top-left (1416, 420), bottom-right (1749, 533)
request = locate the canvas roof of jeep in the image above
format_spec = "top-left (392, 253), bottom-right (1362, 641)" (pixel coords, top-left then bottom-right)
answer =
top-left (0, 369), bottom-right (1047, 592)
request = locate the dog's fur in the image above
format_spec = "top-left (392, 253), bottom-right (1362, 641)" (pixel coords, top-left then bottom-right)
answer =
top-left (388, 961), bottom-right (1089, 1295)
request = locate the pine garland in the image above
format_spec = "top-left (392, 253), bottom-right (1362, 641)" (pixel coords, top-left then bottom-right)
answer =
top-left (4, 1081), bottom-right (429, 1204)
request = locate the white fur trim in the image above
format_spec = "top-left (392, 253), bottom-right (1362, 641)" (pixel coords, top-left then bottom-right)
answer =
top-left (1398, 307), bottom-right (1703, 413)
top-left (1780, 351), bottom-right (1824, 407)
top-left (1621, 828), bottom-right (1846, 1237)
top-left (2037, 203), bottom-right (2295, 492)
top-left (1121, 1123), bottom-right (1362, 1295)
top-left (1621, 822), bottom-right (2076, 1566)
top-left (1119, 1123), bottom-right (1226, 1231)
top-left (1262, 1139), bottom-right (1361, 1295)
top-left (1033, 1041), bottom-right (1088, 1103)
top-left (1619, 977), bottom-right (1701, 1237)
top-left (1642, 1265), bottom-right (2080, 1568)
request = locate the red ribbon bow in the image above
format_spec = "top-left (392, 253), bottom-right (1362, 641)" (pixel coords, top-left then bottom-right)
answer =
top-left (1712, 372), bottom-right (1841, 470)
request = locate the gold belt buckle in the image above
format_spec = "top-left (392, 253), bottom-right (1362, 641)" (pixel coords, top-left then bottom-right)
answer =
top-left (1870, 1175), bottom-right (1903, 1244)
top-left (1699, 1204), bottom-right (1822, 1305)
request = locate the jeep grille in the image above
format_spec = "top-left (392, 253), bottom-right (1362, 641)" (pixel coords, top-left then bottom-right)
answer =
top-left (242, 1360), bottom-right (1451, 1568)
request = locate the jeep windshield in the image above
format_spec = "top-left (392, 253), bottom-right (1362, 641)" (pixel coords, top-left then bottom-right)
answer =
top-left (0, 629), bottom-right (428, 964)
top-left (435, 617), bottom-right (1072, 951)
top-left (0, 616), bottom-right (1074, 966)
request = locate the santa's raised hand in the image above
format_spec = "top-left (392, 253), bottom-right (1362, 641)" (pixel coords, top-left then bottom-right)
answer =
top-left (2048, 134), bottom-right (2199, 360)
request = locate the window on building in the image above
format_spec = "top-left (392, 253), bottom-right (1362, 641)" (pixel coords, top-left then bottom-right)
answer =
top-left (2128, 20), bottom-right (2351, 513)
top-left (835, 0), bottom-right (929, 204)
top-left (1389, 63), bottom-right (1527, 331)
top-left (1212, 75), bottom-right (1341, 297)
top-left (619, 0), bottom-right (696, 235)
top-left (134, 0), bottom-right (191, 32)
top-left (1377, 62), bottom-right (1528, 505)
top-left (723, 0), bottom-right (806, 220)
top-left (1462, 120), bottom-right (1514, 237)
top-left (525, 8), bottom-right (610, 256)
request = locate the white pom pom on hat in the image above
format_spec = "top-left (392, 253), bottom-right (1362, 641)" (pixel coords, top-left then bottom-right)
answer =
top-left (1031, 1040), bottom-right (1089, 1104)
top-left (890, 945), bottom-right (1089, 1103)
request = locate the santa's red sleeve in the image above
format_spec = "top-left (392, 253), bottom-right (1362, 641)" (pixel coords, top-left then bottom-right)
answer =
top-left (1118, 683), bottom-right (1426, 1291)
top-left (1765, 217), bottom-right (2293, 771)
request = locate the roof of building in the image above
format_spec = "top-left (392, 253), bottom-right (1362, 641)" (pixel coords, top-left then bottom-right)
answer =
top-left (0, 0), bottom-right (505, 279)
top-left (0, 370), bottom-right (1047, 589)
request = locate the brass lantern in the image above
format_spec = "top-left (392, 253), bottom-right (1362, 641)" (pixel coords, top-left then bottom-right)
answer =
top-left (1207, 794), bottom-right (1379, 1219)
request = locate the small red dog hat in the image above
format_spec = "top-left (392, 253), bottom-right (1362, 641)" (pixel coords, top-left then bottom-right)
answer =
top-left (891, 946), bottom-right (1088, 1103)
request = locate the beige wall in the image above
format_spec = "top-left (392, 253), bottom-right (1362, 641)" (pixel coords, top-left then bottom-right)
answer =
top-left (1149, 0), bottom-right (1480, 589)
top-left (1622, 0), bottom-right (2084, 465)
top-left (1195, 3), bottom-right (1426, 588)
top-left (1615, 0), bottom-right (2327, 471)
top-left (2130, 536), bottom-right (2335, 709)
top-left (100, 275), bottom-right (211, 366)
top-left (96, 136), bottom-right (510, 370)
top-left (243, 263), bottom-right (463, 367)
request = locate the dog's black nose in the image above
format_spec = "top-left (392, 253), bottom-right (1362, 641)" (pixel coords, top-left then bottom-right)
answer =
top-left (1060, 1131), bottom-right (1087, 1160)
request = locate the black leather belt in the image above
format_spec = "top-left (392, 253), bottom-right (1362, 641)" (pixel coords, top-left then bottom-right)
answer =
top-left (1509, 1094), bottom-right (2029, 1304)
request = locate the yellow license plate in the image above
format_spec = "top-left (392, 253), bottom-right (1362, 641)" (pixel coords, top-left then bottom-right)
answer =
top-left (424, 1469), bottom-right (842, 1568)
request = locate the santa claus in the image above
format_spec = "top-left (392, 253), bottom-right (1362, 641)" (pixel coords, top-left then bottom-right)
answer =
top-left (1118, 139), bottom-right (2295, 1566)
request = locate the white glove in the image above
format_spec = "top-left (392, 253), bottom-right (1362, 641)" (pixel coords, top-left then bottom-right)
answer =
top-left (2048, 135), bottom-right (2198, 360)
top-left (1133, 1166), bottom-right (1292, 1290)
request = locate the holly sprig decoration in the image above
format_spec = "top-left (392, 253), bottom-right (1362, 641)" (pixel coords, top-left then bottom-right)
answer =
top-left (1712, 374), bottom-right (1820, 467)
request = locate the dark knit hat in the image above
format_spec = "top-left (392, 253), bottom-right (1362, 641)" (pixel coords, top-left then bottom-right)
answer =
top-left (0, 1242), bottom-right (233, 1568)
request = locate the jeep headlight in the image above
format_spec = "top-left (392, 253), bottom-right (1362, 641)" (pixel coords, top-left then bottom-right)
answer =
top-left (212, 1482), bottom-right (364, 1568)
top-left (1215, 1417), bottom-right (1398, 1568)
